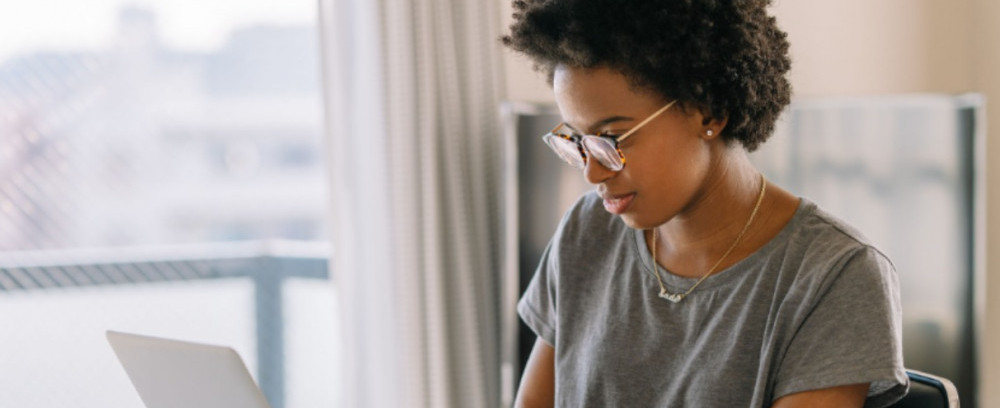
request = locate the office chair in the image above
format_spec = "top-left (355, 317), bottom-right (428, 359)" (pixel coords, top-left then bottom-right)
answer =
top-left (889, 369), bottom-right (960, 408)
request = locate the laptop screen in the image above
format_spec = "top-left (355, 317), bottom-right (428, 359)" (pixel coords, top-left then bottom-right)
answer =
top-left (106, 330), bottom-right (272, 408)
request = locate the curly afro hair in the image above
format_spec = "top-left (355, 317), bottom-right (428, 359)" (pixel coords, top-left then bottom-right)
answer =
top-left (502, 0), bottom-right (791, 151)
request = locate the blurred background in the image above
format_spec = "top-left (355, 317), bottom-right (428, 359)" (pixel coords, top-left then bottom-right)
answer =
top-left (1, 0), bottom-right (999, 407)
top-left (0, 1), bottom-right (336, 407)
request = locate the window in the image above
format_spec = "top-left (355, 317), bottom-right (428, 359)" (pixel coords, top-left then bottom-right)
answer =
top-left (0, 2), bottom-right (337, 407)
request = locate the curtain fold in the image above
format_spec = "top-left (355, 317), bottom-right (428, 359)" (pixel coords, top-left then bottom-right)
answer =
top-left (319, 0), bottom-right (505, 406)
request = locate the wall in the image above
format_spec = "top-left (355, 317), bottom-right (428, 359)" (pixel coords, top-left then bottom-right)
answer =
top-left (773, 0), bottom-right (972, 96)
top-left (499, 0), bottom-right (552, 103)
top-left (499, 0), bottom-right (999, 406)
top-left (971, 1), bottom-right (1000, 407)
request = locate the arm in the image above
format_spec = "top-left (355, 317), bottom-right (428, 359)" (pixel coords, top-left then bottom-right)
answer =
top-left (770, 383), bottom-right (869, 408)
top-left (514, 338), bottom-right (555, 408)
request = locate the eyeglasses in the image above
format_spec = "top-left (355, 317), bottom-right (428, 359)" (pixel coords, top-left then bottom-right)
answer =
top-left (542, 100), bottom-right (677, 171)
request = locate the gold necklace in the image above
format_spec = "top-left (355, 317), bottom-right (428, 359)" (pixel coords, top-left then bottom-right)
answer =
top-left (651, 174), bottom-right (767, 303)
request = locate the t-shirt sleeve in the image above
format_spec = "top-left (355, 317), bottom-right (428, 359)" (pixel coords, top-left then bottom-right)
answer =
top-left (773, 246), bottom-right (909, 408)
top-left (517, 240), bottom-right (559, 346)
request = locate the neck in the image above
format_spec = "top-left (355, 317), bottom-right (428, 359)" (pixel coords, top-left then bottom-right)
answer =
top-left (651, 149), bottom-right (766, 277)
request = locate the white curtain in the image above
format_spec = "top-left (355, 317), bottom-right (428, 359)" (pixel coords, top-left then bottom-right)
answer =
top-left (318, 0), bottom-right (505, 406)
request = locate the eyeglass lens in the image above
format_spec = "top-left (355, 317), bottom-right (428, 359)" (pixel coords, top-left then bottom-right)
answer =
top-left (580, 136), bottom-right (623, 171)
top-left (542, 134), bottom-right (586, 169)
top-left (543, 133), bottom-right (624, 171)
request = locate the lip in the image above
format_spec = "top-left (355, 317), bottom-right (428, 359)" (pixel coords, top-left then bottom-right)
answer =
top-left (600, 192), bottom-right (636, 215)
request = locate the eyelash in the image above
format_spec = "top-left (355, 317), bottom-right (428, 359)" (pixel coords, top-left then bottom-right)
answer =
top-left (599, 132), bottom-right (624, 142)
top-left (570, 131), bottom-right (622, 140)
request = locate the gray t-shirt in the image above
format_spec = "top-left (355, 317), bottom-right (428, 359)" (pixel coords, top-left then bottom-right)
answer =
top-left (518, 193), bottom-right (908, 407)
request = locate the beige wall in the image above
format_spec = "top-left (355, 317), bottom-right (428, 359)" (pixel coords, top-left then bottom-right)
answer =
top-left (972, 1), bottom-right (1000, 407)
top-left (499, 0), bottom-right (552, 103)
top-left (500, 1), bottom-right (999, 406)
top-left (773, 0), bottom-right (973, 96)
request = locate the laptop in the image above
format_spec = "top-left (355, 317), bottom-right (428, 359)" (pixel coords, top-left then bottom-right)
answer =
top-left (106, 330), bottom-right (272, 408)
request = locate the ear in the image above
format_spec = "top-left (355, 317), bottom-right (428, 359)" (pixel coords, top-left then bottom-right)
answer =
top-left (700, 112), bottom-right (728, 140)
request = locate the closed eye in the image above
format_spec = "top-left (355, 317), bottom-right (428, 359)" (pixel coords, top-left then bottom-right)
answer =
top-left (564, 131), bottom-right (625, 141)
top-left (596, 131), bottom-right (623, 141)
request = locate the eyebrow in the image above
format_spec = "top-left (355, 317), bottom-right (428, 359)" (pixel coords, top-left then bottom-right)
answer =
top-left (563, 116), bottom-right (635, 134)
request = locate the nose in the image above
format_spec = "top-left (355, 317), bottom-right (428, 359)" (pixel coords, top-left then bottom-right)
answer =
top-left (583, 157), bottom-right (615, 185)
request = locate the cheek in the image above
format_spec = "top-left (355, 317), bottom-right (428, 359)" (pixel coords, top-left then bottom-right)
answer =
top-left (628, 135), bottom-right (713, 214)
top-left (633, 133), bottom-right (711, 185)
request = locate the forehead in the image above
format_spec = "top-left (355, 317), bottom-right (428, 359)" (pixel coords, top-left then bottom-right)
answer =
top-left (552, 65), bottom-right (665, 130)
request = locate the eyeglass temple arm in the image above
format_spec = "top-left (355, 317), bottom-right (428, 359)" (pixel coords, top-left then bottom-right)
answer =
top-left (616, 100), bottom-right (678, 143)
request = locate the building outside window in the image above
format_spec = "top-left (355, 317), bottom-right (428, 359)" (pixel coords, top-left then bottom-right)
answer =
top-left (0, 2), bottom-right (337, 407)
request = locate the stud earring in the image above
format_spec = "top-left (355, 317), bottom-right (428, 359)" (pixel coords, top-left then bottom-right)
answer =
top-left (706, 130), bottom-right (714, 136)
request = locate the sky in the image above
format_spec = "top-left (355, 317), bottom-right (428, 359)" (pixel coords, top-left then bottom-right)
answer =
top-left (0, 0), bottom-right (316, 61)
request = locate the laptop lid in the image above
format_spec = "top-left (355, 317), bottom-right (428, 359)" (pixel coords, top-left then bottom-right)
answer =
top-left (106, 330), bottom-right (272, 408)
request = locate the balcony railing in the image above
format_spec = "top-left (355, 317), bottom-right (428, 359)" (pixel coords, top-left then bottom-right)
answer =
top-left (0, 240), bottom-right (331, 408)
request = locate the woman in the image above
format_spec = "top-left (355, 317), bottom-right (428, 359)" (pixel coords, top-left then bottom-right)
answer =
top-left (502, 1), bottom-right (908, 407)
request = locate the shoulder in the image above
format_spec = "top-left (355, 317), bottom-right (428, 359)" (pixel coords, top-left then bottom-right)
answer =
top-left (768, 203), bottom-right (906, 405)
top-left (773, 199), bottom-right (896, 294)
top-left (787, 199), bottom-right (893, 269)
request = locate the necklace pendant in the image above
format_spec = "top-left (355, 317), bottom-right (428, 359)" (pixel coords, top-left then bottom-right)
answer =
top-left (659, 290), bottom-right (684, 303)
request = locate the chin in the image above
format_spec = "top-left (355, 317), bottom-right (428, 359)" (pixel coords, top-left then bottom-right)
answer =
top-left (617, 213), bottom-right (649, 230)
top-left (617, 209), bottom-right (671, 230)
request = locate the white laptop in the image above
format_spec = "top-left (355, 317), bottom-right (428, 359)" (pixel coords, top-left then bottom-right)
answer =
top-left (106, 330), bottom-right (272, 408)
